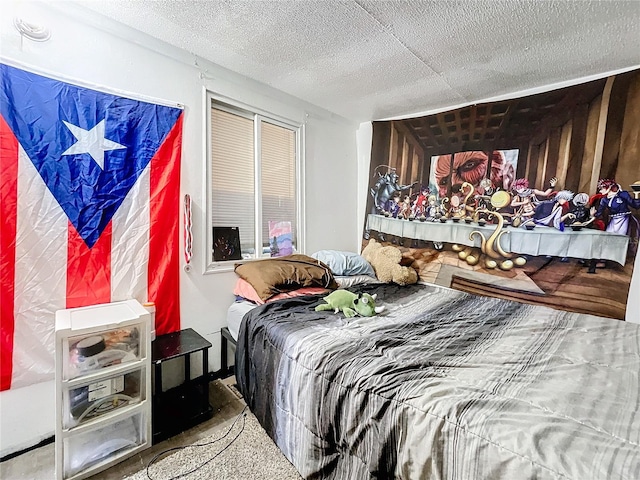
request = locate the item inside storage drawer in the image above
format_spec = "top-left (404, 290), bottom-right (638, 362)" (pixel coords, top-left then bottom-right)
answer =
top-left (65, 369), bottom-right (143, 428)
top-left (64, 413), bottom-right (144, 478)
top-left (67, 326), bottom-right (140, 379)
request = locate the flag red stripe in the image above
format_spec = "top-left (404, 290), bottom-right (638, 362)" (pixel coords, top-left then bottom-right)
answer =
top-left (148, 113), bottom-right (183, 335)
top-left (66, 222), bottom-right (112, 308)
top-left (0, 116), bottom-right (18, 390)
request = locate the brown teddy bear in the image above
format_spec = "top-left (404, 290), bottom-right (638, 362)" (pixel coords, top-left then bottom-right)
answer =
top-left (361, 239), bottom-right (418, 286)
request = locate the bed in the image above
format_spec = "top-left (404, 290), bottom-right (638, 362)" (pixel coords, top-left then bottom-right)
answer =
top-left (226, 299), bottom-right (256, 342)
top-left (234, 282), bottom-right (640, 479)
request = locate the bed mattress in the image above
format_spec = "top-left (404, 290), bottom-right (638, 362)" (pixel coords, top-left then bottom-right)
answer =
top-left (226, 300), bottom-right (256, 341)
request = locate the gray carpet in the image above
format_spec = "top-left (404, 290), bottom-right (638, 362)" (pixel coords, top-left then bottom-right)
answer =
top-left (125, 408), bottom-right (302, 480)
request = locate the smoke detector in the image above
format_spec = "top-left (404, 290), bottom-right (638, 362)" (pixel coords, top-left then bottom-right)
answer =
top-left (14, 18), bottom-right (51, 42)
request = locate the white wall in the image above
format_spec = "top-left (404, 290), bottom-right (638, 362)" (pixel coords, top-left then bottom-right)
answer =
top-left (356, 122), bottom-right (373, 249)
top-left (0, 1), bottom-right (359, 457)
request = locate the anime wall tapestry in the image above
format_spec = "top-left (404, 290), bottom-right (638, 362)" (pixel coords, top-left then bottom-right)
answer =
top-left (363, 69), bottom-right (640, 320)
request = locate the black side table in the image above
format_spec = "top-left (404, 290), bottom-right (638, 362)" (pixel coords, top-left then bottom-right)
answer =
top-left (151, 328), bottom-right (213, 443)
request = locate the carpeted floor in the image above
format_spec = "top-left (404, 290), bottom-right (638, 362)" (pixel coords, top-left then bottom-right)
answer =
top-left (124, 382), bottom-right (302, 480)
top-left (0, 378), bottom-right (302, 480)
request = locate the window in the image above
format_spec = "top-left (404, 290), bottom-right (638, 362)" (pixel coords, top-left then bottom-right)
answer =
top-left (205, 94), bottom-right (304, 271)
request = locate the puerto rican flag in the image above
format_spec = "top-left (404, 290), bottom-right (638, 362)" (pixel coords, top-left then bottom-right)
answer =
top-left (0, 63), bottom-right (183, 391)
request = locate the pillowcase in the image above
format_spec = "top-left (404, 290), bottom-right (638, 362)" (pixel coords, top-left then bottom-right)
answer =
top-left (334, 275), bottom-right (381, 289)
top-left (311, 250), bottom-right (375, 277)
top-left (233, 278), bottom-right (328, 305)
top-left (234, 254), bottom-right (337, 302)
top-left (233, 278), bottom-right (265, 304)
top-left (269, 288), bottom-right (329, 303)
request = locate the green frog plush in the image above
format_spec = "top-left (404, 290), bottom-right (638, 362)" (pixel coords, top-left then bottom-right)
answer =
top-left (315, 290), bottom-right (385, 318)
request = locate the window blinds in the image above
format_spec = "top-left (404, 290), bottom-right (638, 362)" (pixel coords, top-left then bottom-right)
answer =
top-left (260, 121), bottom-right (297, 251)
top-left (210, 106), bottom-right (297, 257)
top-left (210, 107), bottom-right (255, 252)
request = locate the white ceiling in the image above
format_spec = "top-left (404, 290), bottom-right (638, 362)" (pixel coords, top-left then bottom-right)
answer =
top-left (81, 0), bottom-right (640, 122)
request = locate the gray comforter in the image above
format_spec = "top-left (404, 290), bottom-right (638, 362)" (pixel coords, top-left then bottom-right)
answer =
top-left (236, 283), bottom-right (640, 479)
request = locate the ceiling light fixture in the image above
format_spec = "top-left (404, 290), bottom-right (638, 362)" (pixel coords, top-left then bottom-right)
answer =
top-left (13, 17), bottom-right (51, 42)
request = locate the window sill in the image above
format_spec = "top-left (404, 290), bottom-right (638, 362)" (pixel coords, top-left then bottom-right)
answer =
top-left (204, 256), bottom-right (266, 275)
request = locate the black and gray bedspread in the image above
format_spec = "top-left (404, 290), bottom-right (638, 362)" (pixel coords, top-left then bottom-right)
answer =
top-left (235, 283), bottom-right (640, 479)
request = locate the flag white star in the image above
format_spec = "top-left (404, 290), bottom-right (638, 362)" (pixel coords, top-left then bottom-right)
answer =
top-left (61, 120), bottom-right (126, 169)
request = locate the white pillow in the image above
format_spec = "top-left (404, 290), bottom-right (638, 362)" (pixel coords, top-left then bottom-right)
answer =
top-left (311, 250), bottom-right (376, 277)
top-left (334, 275), bottom-right (380, 289)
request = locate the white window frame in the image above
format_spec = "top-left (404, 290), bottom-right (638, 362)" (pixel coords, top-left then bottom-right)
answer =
top-left (203, 90), bottom-right (305, 273)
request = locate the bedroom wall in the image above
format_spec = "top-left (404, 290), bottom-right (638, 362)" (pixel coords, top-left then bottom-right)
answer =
top-left (0, 1), bottom-right (359, 457)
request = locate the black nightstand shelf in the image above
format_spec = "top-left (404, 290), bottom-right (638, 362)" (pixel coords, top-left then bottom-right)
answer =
top-left (152, 328), bottom-right (213, 444)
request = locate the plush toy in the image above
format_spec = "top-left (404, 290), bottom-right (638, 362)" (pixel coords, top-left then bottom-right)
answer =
top-left (315, 290), bottom-right (385, 318)
top-left (361, 239), bottom-right (418, 285)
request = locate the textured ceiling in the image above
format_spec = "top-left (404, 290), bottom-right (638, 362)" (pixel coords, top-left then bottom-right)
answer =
top-left (81, 0), bottom-right (640, 122)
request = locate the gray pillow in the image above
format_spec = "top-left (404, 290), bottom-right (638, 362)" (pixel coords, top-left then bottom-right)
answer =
top-left (311, 250), bottom-right (376, 277)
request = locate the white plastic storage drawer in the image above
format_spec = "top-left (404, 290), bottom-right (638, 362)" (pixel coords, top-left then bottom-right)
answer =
top-left (63, 325), bottom-right (141, 380)
top-left (62, 410), bottom-right (148, 479)
top-left (55, 299), bottom-right (151, 480)
top-left (63, 367), bottom-right (147, 429)
top-left (56, 300), bottom-right (149, 381)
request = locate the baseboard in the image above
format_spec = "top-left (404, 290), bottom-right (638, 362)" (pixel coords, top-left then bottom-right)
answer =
top-left (1, 370), bottom-right (237, 462)
top-left (0, 435), bottom-right (54, 463)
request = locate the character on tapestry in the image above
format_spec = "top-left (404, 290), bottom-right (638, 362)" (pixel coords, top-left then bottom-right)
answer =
top-left (385, 193), bottom-right (402, 218)
top-left (413, 197), bottom-right (427, 219)
top-left (433, 150), bottom-right (515, 198)
top-left (532, 190), bottom-right (576, 231)
top-left (371, 167), bottom-right (417, 214)
top-left (399, 195), bottom-right (413, 219)
top-left (447, 195), bottom-right (464, 219)
top-left (411, 186), bottom-right (431, 218)
top-left (425, 195), bottom-right (441, 221)
top-left (473, 178), bottom-right (497, 222)
top-left (510, 177), bottom-right (557, 224)
top-left (446, 182), bottom-right (475, 220)
top-left (594, 179), bottom-right (640, 235)
top-left (568, 193), bottom-right (594, 226)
